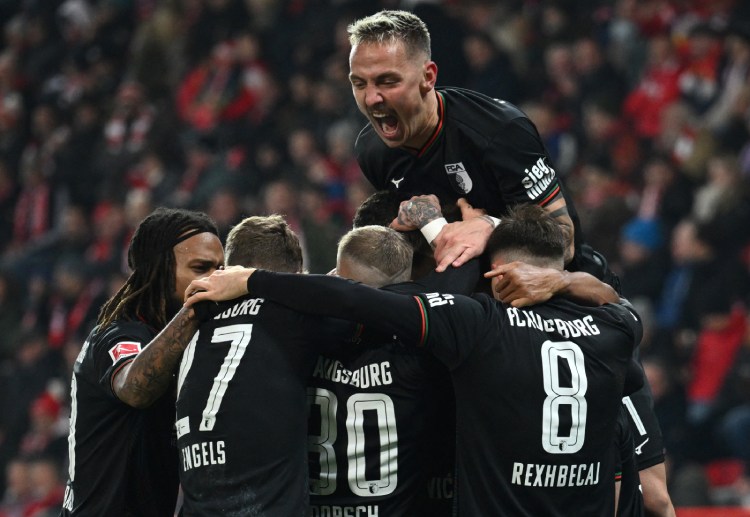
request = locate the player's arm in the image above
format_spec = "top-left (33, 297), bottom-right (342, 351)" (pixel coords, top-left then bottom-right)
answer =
top-left (112, 307), bottom-right (200, 408)
top-left (186, 267), bottom-right (427, 344)
top-left (391, 194), bottom-right (498, 273)
top-left (484, 262), bottom-right (618, 307)
top-left (487, 117), bottom-right (575, 264)
top-left (640, 463), bottom-right (676, 517)
top-left (542, 195), bottom-right (575, 265)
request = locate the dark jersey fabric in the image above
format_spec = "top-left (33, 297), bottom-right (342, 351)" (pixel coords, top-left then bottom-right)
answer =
top-left (175, 295), bottom-right (355, 517)
top-left (307, 265), bottom-right (479, 517)
top-left (307, 322), bottom-right (454, 517)
top-left (616, 407), bottom-right (646, 516)
top-left (356, 87), bottom-right (583, 251)
top-left (622, 375), bottom-right (667, 470)
top-left (353, 87), bottom-right (629, 286)
top-left (248, 271), bottom-right (642, 516)
top-left (61, 320), bottom-right (179, 517)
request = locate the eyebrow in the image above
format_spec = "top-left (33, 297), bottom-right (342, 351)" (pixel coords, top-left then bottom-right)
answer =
top-left (349, 71), bottom-right (401, 83)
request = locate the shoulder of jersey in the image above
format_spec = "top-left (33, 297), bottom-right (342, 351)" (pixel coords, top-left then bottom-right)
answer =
top-left (439, 87), bottom-right (526, 127)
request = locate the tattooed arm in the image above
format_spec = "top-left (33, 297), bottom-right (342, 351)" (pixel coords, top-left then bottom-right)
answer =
top-left (113, 307), bottom-right (199, 408)
top-left (543, 196), bottom-right (575, 265)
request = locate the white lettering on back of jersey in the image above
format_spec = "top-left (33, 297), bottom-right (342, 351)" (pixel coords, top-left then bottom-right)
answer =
top-left (312, 358), bottom-right (392, 388)
top-left (180, 440), bottom-right (226, 472)
top-left (511, 462), bottom-right (600, 487)
top-left (506, 308), bottom-right (600, 336)
top-left (310, 506), bottom-right (378, 517)
top-left (214, 298), bottom-right (264, 320)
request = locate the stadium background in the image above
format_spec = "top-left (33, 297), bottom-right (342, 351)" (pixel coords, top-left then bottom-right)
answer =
top-left (0, 0), bottom-right (748, 514)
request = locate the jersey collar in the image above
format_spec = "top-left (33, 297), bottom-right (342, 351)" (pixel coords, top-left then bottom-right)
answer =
top-left (416, 91), bottom-right (445, 158)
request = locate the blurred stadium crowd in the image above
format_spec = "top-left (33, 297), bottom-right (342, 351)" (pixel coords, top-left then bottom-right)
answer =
top-left (0, 0), bottom-right (749, 514)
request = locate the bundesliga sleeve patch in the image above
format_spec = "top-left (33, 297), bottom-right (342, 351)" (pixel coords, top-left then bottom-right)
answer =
top-left (108, 341), bottom-right (142, 363)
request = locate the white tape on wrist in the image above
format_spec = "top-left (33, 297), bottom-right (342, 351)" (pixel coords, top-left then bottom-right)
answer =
top-left (420, 217), bottom-right (448, 244)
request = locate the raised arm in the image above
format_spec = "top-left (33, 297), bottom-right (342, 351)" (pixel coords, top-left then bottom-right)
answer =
top-left (113, 307), bottom-right (200, 408)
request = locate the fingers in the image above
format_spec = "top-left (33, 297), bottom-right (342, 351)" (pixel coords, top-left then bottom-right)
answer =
top-left (184, 289), bottom-right (211, 306)
top-left (484, 262), bottom-right (515, 278)
top-left (184, 279), bottom-right (208, 302)
top-left (390, 216), bottom-right (415, 231)
top-left (435, 245), bottom-right (469, 272)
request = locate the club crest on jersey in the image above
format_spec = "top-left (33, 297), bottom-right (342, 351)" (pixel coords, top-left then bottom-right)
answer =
top-left (108, 341), bottom-right (142, 362)
top-left (444, 162), bottom-right (473, 194)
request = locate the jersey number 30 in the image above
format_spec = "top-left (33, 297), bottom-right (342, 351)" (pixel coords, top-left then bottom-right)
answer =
top-left (308, 388), bottom-right (398, 497)
top-left (541, 340), bottom-right (588, 454)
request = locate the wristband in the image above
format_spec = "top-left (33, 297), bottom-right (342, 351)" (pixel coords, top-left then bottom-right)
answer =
top-left (482, 215), bottom-right (501, 228)
top-left (420, 217), bottom-right (448, 244)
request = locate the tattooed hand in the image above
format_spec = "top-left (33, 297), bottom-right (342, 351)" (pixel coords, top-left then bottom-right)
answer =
top-left (391, 194), bottom-right (442, 231)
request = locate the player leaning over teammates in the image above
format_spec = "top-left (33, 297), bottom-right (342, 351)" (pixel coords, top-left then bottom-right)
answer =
top-left (347, 13), bottom-right (674, 513)
top-left (176, 215), bottom-right (365, 516)
top-left (61, 208), bottom-right (224, 516)
top-left (187, 205), bottom-right (642, 516)
top-left (348, 9), bottom-right (615, 283)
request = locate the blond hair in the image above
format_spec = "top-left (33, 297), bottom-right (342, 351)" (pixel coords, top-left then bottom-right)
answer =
top-left (348, 10), bottom-right (431, 59)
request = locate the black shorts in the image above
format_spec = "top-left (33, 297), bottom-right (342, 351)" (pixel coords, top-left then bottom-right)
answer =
top-left (622, 380), bottom-right (666, 470)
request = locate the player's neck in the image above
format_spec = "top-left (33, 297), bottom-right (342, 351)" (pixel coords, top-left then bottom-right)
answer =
top-left (401, 90), bottom-right (441, 154)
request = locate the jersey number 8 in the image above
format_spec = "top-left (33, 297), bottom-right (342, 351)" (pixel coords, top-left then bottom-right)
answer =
top-left (541, 340), bottom-right (588, 454)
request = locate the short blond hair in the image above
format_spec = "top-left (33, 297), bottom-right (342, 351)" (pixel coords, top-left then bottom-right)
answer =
top-left (348, 10), bottom-right (431, 59)
top-left (225, 215), bottom-right (303, 273)
top-left (337, 226), bottom-right (413, 287)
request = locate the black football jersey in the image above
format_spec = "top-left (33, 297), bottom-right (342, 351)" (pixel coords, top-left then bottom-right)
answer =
top-left (175, 295), bottom-right (356, 516)
top-left (616, 406), bottom-right (646, 516)
top-left (246, 271), bottom-right (642, 516)
top-left (622, 369), bottom-right (667, 470)
top-left (61, 320), bottom-right (179, 517)
top-left (355, 87), bottom-right (587, 260)
top-left (421, 294), bottom-right (640, 516)
top-left (307, 282), bottom-right (456, 517)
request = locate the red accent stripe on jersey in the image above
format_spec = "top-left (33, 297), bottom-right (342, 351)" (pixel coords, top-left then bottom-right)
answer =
top-left (414, 296), bottom-right (429, 346)
top-left (417, 92), bottom-right (445, 158)
top-left (353, 323), bottom-right (364, 341)
top-left (614, 472), bottom-right (623, 481)
top-left (538, 183), bottom-right (561, 207)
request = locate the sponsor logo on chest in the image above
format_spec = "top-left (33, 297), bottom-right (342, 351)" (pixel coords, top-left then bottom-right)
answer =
top-left (444, 162), bottom-right (473, 194)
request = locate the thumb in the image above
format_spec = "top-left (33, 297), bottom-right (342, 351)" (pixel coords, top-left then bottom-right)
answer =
top-left (457, 198), bottom-right (473, 216)
top-left (389, 216), bottom-right (416, 231)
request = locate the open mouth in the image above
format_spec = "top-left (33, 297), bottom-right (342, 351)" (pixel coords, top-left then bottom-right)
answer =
top-left (372, 112), bottom-right (399, 139)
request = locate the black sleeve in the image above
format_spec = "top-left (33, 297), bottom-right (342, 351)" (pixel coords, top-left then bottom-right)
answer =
top-left (249, 271), bottom-right (428, 345)
top-left (623, 357), bottom-right (646, 396)
top-left (415, 258), bottom-right (481, 295)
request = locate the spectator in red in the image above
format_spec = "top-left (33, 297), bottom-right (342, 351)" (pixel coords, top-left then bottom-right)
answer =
top-left (176, 40), bottom-right (255, 134)
top-left (18, 392), bottom-right (67, 459)
top-left (9, 161), bottom-right (53, 253)
top-left (677, 22), bottom-right (723, 115)
top-left (21, 456), bottom-right (64, 517)
top-left (623, 32), bottom-right (683, 140)
top-left (44, 259), bottom-right (105, 350)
